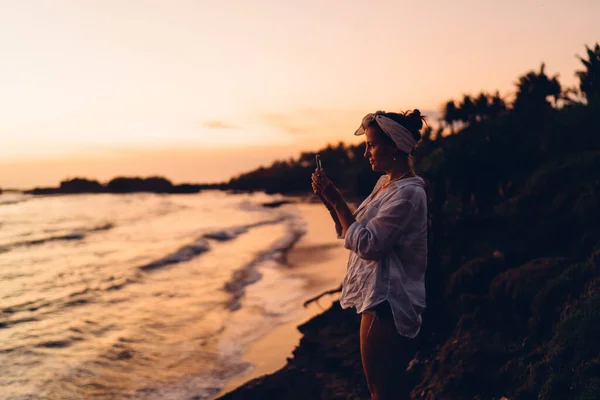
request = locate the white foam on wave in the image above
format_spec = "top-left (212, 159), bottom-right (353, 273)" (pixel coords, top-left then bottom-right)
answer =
top-left (139, 238), bottom-right (211, 271)
top-left (223, 212), bottom-right (307, 311)
top-left (0, 222), bottom-right (114, 253)
top-left (203, 217), bottom-right (287, 242)
top-left (138, 217), bottom-right (291, 272)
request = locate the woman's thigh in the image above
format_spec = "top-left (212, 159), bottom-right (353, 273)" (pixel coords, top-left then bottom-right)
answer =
top-left (360, 302), bottom-right (413, 399)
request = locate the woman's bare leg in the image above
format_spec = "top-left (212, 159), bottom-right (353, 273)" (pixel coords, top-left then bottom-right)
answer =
top-left (360, 309), bottom-right (412, 400)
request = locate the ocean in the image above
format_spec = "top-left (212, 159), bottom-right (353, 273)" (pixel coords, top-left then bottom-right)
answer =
top-left (0, 191), bottom-right (323, 399)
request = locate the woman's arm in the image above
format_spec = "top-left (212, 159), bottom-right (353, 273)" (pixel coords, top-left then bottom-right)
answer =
top-left (343, 195), bottom-right (415, 260)
top-left (317, 192), bottom-right (344, 238)
top-left (312, 169), bottom-right (356, 237)
top-left (327, 186), bottom-right (355, 233)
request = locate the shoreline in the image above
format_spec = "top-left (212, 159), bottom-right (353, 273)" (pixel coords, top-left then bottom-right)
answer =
top-left (214, 294), bottom-right (341, 399)
top-left (215, 300), bottom-right (369, 400)
top-left (211, 202), bottom-right (350, 399)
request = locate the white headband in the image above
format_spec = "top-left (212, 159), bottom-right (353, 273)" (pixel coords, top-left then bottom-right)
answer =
top-left (354, 113), bottom-right (417, 154)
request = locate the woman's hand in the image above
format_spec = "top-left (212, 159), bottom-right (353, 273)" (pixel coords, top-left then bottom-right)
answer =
top-left (311, 169), bottom-right (342, 207)
top-left (311, 169), bottom-right (354, 234)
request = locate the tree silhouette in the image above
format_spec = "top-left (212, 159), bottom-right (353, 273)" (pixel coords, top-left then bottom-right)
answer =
top-left (513, 63), bottom-right (561, 113)
top-left (443, 100), bottom-right (459, 134)
top-left (576, 43), bottom-right (600, 105)
top-left (488, 91), bottom-right (507, 117)
top-left (458, 94), bottom-right (477, 124)
top-left (443, 92), bottom-right (507, 133)
top-left (474, 93), bottom-right (490, 120)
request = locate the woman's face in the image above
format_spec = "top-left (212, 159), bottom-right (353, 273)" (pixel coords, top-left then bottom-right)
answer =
top-left (364, 127), bottom-right (397, 171)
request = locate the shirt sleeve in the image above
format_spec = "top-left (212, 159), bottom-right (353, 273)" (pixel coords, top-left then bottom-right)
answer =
top-left (344, 195), bottom-right (414, 260)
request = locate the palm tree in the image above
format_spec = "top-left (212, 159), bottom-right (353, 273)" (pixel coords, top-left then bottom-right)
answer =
top-left (443, 100), bottom-right (459, 134)
top-left (513, 63), bottom-right (562, 113)
top-left (458, 94), bottom-right (477, 124)
top-left (474, 93), bottom-right (490, 121)
top-left (576, 43), bottom-right (600, 105)
top-left (488, 91), bottom-right (507, 117)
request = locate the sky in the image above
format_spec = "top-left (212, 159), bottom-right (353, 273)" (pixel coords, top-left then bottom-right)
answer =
top-left (1, 0), bottom-right (599, 188)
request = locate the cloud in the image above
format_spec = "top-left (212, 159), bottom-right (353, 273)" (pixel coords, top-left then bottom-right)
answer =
top-left (203, 120), bottom-right (238, 129)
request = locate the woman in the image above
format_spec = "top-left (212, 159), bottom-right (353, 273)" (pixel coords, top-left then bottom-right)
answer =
top-left (311, 110), bottom-right (427, 400)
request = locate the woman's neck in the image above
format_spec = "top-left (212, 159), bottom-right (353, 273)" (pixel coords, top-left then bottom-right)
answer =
top-left (386, 162), bottom-right (412, 181)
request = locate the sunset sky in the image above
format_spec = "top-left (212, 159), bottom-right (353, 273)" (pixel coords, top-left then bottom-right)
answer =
top-left (1, 0), bottom-right (599, 188)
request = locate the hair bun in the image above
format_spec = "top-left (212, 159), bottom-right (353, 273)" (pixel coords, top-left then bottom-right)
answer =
top-left (407, 109), bottom-right (423, 132)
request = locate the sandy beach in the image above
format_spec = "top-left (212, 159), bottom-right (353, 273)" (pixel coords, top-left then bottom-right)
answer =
top-left (212, 202), bottom-right (350, 399)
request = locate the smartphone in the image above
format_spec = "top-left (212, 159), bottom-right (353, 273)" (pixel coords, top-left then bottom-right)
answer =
top-left (315, 154), bottom-right (322, 172)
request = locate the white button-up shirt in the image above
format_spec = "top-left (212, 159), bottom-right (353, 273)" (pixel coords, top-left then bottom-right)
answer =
top-left (337, 175), bottom-right (428, 338)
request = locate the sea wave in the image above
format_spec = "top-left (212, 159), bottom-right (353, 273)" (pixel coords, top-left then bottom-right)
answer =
top-left (0, 199), bottom-right (28, 206)
top-left (203, 217), bottom-right (287, 241)
top-left (0, 222), bottom-right (114, 253)
top-left (138, 217), bottom-right (292, 272)
top-left (0, 272), bottom-right (145, 326)
top-left (138, 238), bottom-right (211, 271)
top-left (223, 217), bottom-right (307, 311)
top-left (0, 192), bottom-right (317, 400)
top-left (0, 194), bottom-right (31, 207)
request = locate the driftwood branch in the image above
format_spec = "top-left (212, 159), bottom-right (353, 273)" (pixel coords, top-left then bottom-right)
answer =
top-left (303, 284), bottom-right (343, 308)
